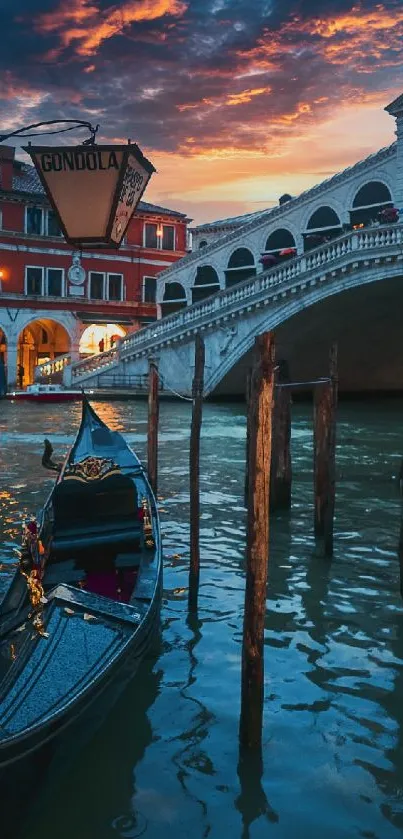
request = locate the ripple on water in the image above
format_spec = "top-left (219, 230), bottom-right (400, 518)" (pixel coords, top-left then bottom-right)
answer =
top-left (1, 398), bottom-right (403, 839)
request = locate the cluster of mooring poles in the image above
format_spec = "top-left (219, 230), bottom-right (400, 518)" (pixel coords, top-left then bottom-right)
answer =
top-left (146, 332), bottom-right (339, 756)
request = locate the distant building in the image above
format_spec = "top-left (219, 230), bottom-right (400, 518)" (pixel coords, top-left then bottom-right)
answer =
top-left (0, 146), bottom-right (191, 386)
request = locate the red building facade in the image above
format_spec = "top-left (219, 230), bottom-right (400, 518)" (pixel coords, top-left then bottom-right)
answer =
top-left (0, 145), bottom-right (190, 387)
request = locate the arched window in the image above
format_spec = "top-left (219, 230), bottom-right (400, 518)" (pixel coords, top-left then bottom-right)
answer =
top-left (192, 266), bottom-right (220, 304)
top-left (161, 282), bottom-right (187, 318)
top-left (198, 240), bottom-right (208, 248)
top-left (350, 181), bottom-right (393, 227)
top-left (225, 248), bottom-right (255, 289)
top-left (303, 206), bottom-right (342, 252)
top-left (264, 228), bottom-right (296, 254)
top-left (352, 181), bottom-right (392, 208)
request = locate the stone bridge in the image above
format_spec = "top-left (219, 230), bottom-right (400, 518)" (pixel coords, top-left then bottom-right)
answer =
top-left (65, 223), bottom-right (403, 396)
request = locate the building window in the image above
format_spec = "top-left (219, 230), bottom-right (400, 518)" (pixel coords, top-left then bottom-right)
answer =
top-left (25, 266), bottom-right (43, 295)
top-left (47, 268), bottom-right (64, 297)
top-left (162, 225), bottom-right (174, 250)
top-left (47, 210), bottom-right (62, 237)
top-left (26, 207), bottom-right (43, 235)
top-left (144, 223), bottom-right (158, 249)
top-left (142, 276), bottom-right (157, 303)
top-left (89, 272), bottom-right (104, 299)
top-left (144, 222), bottom-right (176, 250)
top-left (108, 273), bottom-right (123, 301)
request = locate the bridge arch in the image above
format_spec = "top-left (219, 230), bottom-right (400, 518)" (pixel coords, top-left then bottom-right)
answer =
top-left (349, 178), bottom-right (394, 226)
top-left (263, 228), bottom-right (297, 255)
top-left (161, 281), bottom-right (187, 318)
top-left (192, 265), bottom-right (221, 304)
top-left (225, 247), bottom-right (256, 288)
top-left (206, 264), bottom-right (403, 395)
top-left (198, 240), bottom-right (208, 248)
top-left (303, 205), bottom-right (342, 251)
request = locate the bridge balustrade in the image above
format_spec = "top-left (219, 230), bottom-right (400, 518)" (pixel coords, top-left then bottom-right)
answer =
top-left (69, 223), bottom-right (403, 383)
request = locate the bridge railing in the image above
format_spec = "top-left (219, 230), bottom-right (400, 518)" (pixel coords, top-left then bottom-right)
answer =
top-left (70, 347), bottom-right (119, 381)
top-left (35, 353), bottom-right (71, 381)
top-left (70, 222), bottom-right (402, 381)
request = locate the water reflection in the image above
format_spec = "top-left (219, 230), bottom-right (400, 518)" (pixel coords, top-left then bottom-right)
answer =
top-left (23, 653), bottom-right (162, 839)
top-left (1, 399), bottom-right (403, 839)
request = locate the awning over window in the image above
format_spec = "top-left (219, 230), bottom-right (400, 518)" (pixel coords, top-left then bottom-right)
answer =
top-left (77, 313), bottom-right (134, 325)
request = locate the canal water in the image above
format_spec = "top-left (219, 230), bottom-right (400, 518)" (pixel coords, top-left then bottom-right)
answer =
top-left (1, 397), bottom-right (403, 839)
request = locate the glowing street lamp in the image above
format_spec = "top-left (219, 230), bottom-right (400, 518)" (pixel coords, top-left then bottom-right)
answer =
top-left (0, 120), bottom-right (156, 248)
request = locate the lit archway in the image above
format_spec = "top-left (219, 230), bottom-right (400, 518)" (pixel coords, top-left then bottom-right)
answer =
top-left (192, 266), bottom-right (220, 304)
top-left (225, 248), bottom-right (256, 289)
top-left (17, 319), bottom-right (71, 387)
top-left (79, 323), bottom-right (126, 356)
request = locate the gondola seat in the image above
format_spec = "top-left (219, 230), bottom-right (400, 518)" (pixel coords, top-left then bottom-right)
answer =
top-left (51, 473), bottom-right (141, 553)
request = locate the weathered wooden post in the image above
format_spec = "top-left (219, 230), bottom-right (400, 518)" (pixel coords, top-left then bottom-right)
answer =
top-left (188, 333), bottom-right (205, 613)
top-left (270, 359), bottom-right (292, 511)
top-left (147, 359), bottom-right (159, 495)
top-left (313, 343), bottom-right (338, 556)
top-left (244, 368), bottom-right (252, 508)
top-left (240, 332), bottom-right (275, 752)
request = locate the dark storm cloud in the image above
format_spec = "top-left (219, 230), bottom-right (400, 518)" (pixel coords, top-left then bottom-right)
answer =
top-left (0, 0), bottom-right (402, 153)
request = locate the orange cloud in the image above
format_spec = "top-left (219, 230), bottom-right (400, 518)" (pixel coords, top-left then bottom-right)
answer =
top-left (177, 86), bottom-right (271, 112)
top-left (226, 86), bottom-right (271, 106)
top-left (237, 3), bottom-right (403, 74)
top-left (36, 0), bottom-right (188, 56)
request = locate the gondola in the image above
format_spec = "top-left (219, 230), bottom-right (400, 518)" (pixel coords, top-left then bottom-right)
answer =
top-left (0, 397), bottom-right (162, 830)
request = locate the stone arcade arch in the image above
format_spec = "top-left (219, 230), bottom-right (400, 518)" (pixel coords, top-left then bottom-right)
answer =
top-left (264, 228), bottom-right (296, 255)
top-left (225, 247), bottom-right (256, 289)
top-left (17, 318), bottom-right (71, 387)
top-left (303, 206), bottom-right (342, 252)
top-left (79, 323), bottom-right (126, 356)
top-left (192, 266), bottom-right (220, 304)
top-left (350, 181), bottom-right (393, 227)
top-left (161, 282), bottom-right (187, 318)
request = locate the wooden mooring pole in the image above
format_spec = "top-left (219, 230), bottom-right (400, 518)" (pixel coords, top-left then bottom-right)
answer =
top-left (147, 360), bottom-right (159, 496)
top-left (244, 368), bottom-right (252, 508)
top-left (240, 332), bottom-right (275, 752)
top-left (270, 360), bottom-right (292, 511)
top-left (188, 333), bottom-right (205, 613)
top-left (313, 344), bottom-right (338, 557)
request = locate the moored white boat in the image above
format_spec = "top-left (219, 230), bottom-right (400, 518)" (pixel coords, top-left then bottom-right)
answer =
top-left (6, 384), bottom-right (84, 402)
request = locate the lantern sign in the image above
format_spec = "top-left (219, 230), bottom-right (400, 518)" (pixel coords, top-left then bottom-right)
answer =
top-left (23, 143), bottom-right (156, 248)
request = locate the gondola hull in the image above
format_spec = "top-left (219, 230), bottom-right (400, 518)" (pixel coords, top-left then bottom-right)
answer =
top-left (0, 398), bottom-right (162, 833)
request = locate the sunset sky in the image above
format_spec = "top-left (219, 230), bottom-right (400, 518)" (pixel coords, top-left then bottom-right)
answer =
top-left (1, 0), bottom-right (403, 225)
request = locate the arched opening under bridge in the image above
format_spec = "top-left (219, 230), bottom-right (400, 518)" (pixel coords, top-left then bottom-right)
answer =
top-left (17, 319), bottom-right (71, 387)
top-left (212, 276), bottom-right (403, 397)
